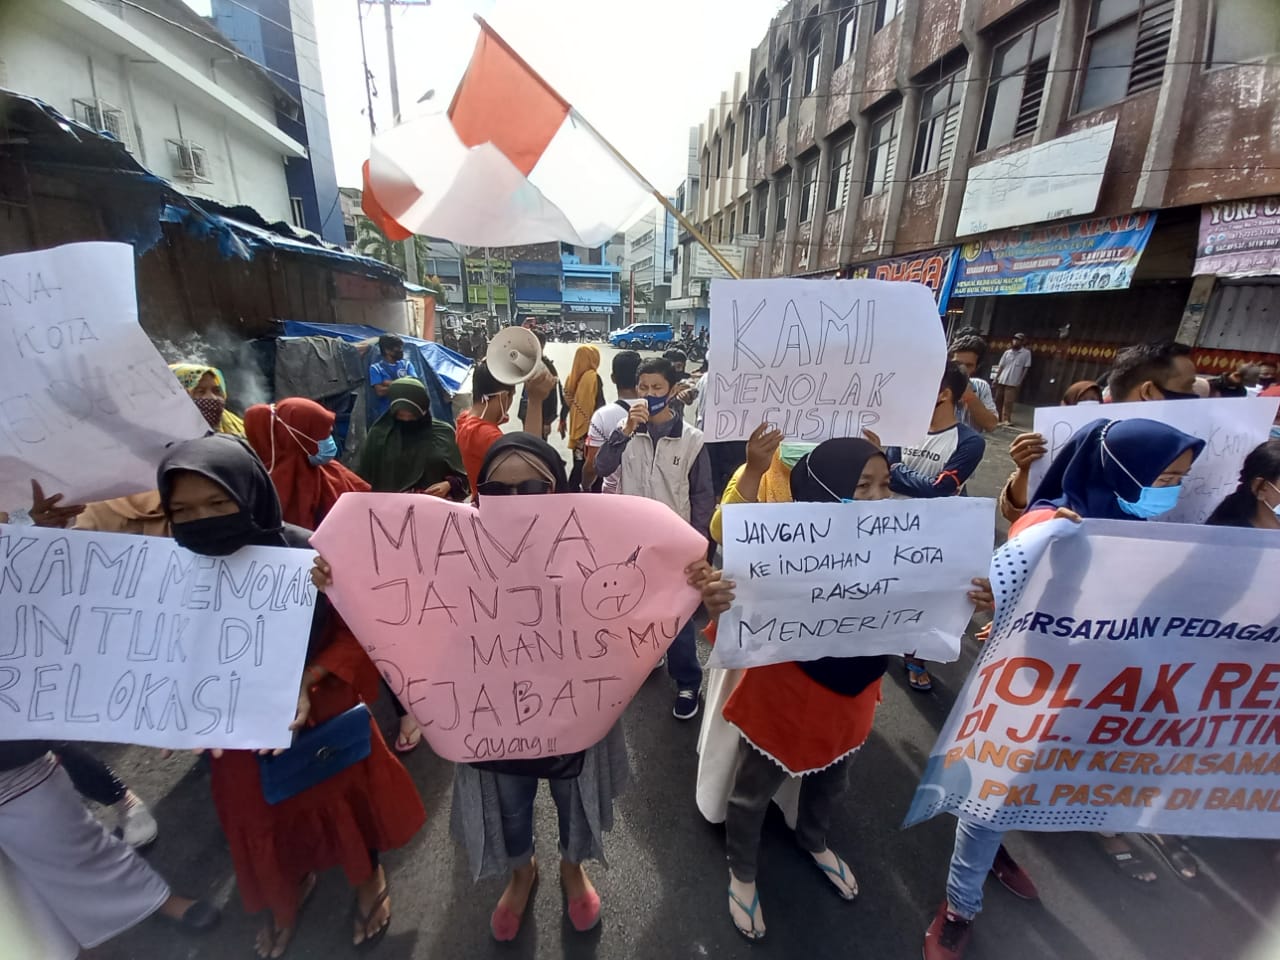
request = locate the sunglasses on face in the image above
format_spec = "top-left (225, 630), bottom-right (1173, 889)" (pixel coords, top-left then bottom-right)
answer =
top-left (476, 479), bottom-right (554, 497)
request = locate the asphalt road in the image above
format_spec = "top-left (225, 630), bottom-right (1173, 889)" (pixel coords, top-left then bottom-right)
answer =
top-left (95, 341), bottom-right (1280, 960)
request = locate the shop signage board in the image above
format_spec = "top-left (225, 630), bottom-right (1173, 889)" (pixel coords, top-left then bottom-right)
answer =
top-left (1194, 197), bottom-right (1280, 278)
top-left (847, 247), bottom-right (959, 313)
top-left (690, 244), bottom-right (747, 280)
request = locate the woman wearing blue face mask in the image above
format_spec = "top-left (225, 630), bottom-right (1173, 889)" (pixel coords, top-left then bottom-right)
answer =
top-left (1207, 440), bottom-right (1280, 529)
top-left (244, 398), bottom-right (371, 531)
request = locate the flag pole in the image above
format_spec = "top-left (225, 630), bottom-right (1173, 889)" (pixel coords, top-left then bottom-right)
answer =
top-left (472, 15), bottom-right (742, 281)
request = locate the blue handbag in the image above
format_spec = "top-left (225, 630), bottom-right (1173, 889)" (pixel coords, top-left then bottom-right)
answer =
top-left (258, 704), bottom-right (372, 805)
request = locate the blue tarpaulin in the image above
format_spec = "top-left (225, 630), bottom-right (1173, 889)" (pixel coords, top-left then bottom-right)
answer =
top-left (280, 321), bottom-right (471, 393)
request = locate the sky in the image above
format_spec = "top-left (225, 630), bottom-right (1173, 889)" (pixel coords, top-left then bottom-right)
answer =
top-left (185, 0), bottom-right (784, 198)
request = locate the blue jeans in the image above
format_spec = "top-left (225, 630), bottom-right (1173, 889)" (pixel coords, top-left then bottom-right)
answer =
top-left (945, 819), bottom-right (1005, 919)
top-left (667, 618), bottom-right (702, 692)
top-left (494, 773), bottom-right (576, 866)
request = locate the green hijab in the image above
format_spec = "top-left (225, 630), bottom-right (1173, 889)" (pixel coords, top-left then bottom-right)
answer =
top-left (358, 378), bottom-right (467, 493)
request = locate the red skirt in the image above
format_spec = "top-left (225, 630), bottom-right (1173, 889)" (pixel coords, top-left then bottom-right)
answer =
top-left (210, 674), bottom-right (425, 927)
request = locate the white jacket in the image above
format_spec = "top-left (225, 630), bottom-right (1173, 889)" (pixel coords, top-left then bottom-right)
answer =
top-left (618, 418), bottom-right (705, 523)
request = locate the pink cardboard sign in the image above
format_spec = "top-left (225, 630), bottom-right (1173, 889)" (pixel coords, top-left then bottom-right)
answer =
top-left (312, 493), bottom-right (706, 762)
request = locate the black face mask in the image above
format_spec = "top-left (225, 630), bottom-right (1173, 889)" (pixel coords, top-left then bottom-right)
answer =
top-left (1157, 385), bottom-right (1199, 401)
top-left (171, 512), bottom-right (259, 556)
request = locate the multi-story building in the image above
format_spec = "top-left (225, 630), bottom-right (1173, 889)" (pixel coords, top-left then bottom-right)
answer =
top-left (692, 0), bottom-right (1280, 403)
top-left (0, 0), bottom-right (309, 227)
top-left (622, 204), bottom-right (677, 323)
top-left (562, 255), bottom-right (621, 334)
top-left (211, 0), bottom-right (344, 244)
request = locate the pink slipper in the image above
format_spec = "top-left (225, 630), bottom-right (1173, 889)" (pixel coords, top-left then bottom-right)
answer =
top-left (490, 903), bottom-right (522, 942)
top-left (566, 889), bottom-right (601, 932)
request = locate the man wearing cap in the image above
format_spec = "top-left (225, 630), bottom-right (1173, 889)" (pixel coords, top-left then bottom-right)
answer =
top-left (993, 333), bottom-right (1032, 426)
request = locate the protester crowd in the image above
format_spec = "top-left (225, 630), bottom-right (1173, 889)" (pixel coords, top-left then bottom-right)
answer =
top-left (1, 324), bottom-right (1277, 960)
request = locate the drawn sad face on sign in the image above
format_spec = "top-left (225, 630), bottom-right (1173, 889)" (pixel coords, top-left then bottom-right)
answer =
top-left (578, 547), bottom-right (646, 620)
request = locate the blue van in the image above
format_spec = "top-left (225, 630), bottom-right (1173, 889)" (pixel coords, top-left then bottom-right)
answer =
top-left (608, 322), bottom-right (674, 350)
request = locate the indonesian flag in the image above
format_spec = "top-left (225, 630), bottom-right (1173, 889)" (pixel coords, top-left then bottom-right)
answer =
top-left (362, 18), bottom-right (652, 248)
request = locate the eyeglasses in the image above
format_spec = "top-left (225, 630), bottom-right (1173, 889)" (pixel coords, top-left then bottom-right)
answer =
top-left (476, 479), bottom-right (554, 497)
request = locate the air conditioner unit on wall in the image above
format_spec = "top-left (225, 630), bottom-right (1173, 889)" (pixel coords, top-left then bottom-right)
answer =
top-left (167, 138), bottom-right (212, 184)
top-left (73, 97), bottom-right (133, 153)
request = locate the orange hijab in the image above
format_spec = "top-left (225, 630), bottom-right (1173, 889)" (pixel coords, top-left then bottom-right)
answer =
top-left (244, 398), bottom-right (369, 530)
top-left (564, 345), bottom-right (601, 447)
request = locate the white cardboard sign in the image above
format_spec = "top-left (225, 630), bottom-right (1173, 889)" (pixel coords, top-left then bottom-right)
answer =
top-left (710, 497), bottom-right (995, 668)
top-left (0, 526), bottom-right (315, 750)
top-left (703, 279), bottom-right (947, 446)
top-left (1029, 397), bottom-right (1279, 524)
top-left (0, 242), bottom-right (208, 507)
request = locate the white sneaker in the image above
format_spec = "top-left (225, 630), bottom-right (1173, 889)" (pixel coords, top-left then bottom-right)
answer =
top-left (114, 791), bottom-right (158, 848)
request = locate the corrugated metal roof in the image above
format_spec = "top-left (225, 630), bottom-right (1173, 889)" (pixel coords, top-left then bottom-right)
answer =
top-left (1199, 280), bottom-right (1280, 353)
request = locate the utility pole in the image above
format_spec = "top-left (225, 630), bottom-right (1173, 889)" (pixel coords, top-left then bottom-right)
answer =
top-left (357, 2), bottom-right (376, 136)
top-left (484, 247), bottom-right (496, 330)
top-left (381, 0), bottom-right (419, 284)
top-left (628, 266), bottom-right (635, 326)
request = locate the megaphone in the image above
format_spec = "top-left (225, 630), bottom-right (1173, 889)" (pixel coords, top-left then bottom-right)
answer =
top-left (486, 325), bottom-right (546, 384)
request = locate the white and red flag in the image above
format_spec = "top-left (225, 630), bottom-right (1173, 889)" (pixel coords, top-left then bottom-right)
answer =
top-left (362, 18), bottom-right (652, 247)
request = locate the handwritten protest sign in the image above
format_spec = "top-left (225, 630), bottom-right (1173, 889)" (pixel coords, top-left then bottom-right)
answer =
top-left (905, 518), bottom-right (1280, 838)
top-left (703, 279), bottom-right (946, 446)
top-left (312, 493), bottom-right (706, 763)
top-left (0, 525), bottom-right (315, 749)
top-left (1029, 397), bottom-right (1278, 524)
top-left (709, 498), bottom-right (994, 668)
top-left (0, 242), bottom-right (208, 506)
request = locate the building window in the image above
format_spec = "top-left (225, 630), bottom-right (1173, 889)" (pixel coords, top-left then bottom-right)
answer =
top-left (290, 197), bottom-right (305, 228)
top-left (728, 209), bottom-right (737, 241)
top-left (713, 135), bottom-right (722, 178)
top-left (740, 96), bottom-right (750, 155)
top-left (1208, 0), bottom-right (1280, 65)
top-left (802, 29), bottom-right (822, 96)
top-left (775, 172), bottom-right (791, 233)
top-left (754, 75), bottom-right (771, 138)
top-left (863, 110), bottom-right (898, 196)
top-left (755, 184), bottom-right (769, 234)
top-left (742, 199), bottom-right (752, 236)
top-left (726, 120), bottom-right (736, 164)
top-left (798, 155), bottom-right (819, 222)
top-left (777, 55), bottom-right (793, 120)
top-left (836, 3), bottom-right (857, 66)
top-left (978, 14), bottom-right (1057, 151)
top-left (874, 0), bottom-right (902, 31)
top-left (1078, 0), bottom-right (1176, 113)
top-left (912, 69), bottom-right (964, 175)
top-left (827, 134), bottom-right (854, 211)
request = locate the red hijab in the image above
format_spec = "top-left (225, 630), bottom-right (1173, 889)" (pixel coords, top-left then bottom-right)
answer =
top-left (244, 398), bottom-right (369, 530)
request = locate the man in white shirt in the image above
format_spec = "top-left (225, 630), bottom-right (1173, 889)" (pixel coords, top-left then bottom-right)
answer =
top-left (993, 333), bottom-right (1032, 426)
top-left (584, 350), bottom-right (642, 493)
top-left (949, 333), bottom-right (998, 434)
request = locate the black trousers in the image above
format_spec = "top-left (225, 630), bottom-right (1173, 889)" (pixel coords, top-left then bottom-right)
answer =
top-left (55, 743), bottom-right (127, 806)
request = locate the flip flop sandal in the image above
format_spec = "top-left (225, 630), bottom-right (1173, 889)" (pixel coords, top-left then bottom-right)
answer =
top-left (728, 887), bottom-right (765, 942)
top-left (1100, 835), bottom-right (1158, 883)
top-left (905, 659), bottom-right (933, 692)
top-left (253, 872), bottom-right (317, 959)
top-left (1142, 834), bottom-right (1199, 880)
top-left (810, 851), bottom-right (858, 901)
top-left (352, 886), bottom-right (391, 950)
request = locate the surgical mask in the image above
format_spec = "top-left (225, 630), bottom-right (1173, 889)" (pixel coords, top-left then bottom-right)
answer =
top-left (1102, 429), bottom-right (1182, 519)
top-left (779, 442), bottom-right (817, 468)
top-left (309, 435), bottom-right (338, 465)
top-left (1270, 425), bottom-right (1280, 441)
top-left (193, 396), bottom-right (225, 430)
top-left (645, 395), bottom-right (669, 415)
top-left (172, 512), bottom-right (258, 556)
top-left (1077, 399), bottom-right (1101, 406)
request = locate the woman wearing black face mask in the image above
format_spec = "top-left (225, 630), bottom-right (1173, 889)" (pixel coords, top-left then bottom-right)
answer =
top-left (158, 435), bottom-right (426, 958)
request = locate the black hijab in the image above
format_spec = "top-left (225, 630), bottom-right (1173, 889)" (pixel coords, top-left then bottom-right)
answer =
top-left (789, 437), bottom-right (892, 698)
top-left (479, 433), bottom-right (570, 493)
top-left (158, 434), bottom-right (301, 548)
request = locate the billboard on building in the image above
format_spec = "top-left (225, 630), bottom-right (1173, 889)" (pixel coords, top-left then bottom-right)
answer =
top-left (950, 213), bottom-right (1156, 297)
top-left (1194, 197), bottom-right (1280, 278)
top-left (957, 121), bottom-right (1117, 237)
top-left (847, 247), bottom-right (958, 313)
top-left (690, 243), bottom-right (746, 279)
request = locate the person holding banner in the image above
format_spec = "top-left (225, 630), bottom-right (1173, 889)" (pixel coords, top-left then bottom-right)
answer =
top-left (1208, 439), bottom-right (1280, 529)
top-left (693, 429), bottom-right (992, 941)
top-left (924, 417), bottom-right (1204, 960)
top-left (170, 362), bottom-right (246, 435)
top-left (244, 398), bottom-right (370, 530)
top-left (158, 435), bottom-right (426, 957)
top-left (445, 435), bottom-right (630, 941)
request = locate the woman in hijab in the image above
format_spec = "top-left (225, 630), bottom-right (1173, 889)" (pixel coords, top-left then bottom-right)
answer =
top-left (357, 378), bottom-right (467, 499)
top-left (690, 430), bottom-right (992, 941)
top-left (563, 345), bottom-right (605, 491)
top-left (1208, 439), bottom-right (1280, 529)
top-left (1061, 380), bottom-right (1103, 405)
top-left (451, 435), bottom-right (628, 941)
top-left (245, 398), bottom-right (370, 530)
top-left (170, 363), bottom-right (245, 435)
top-left (158, 435), bottom-right (425, 958)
